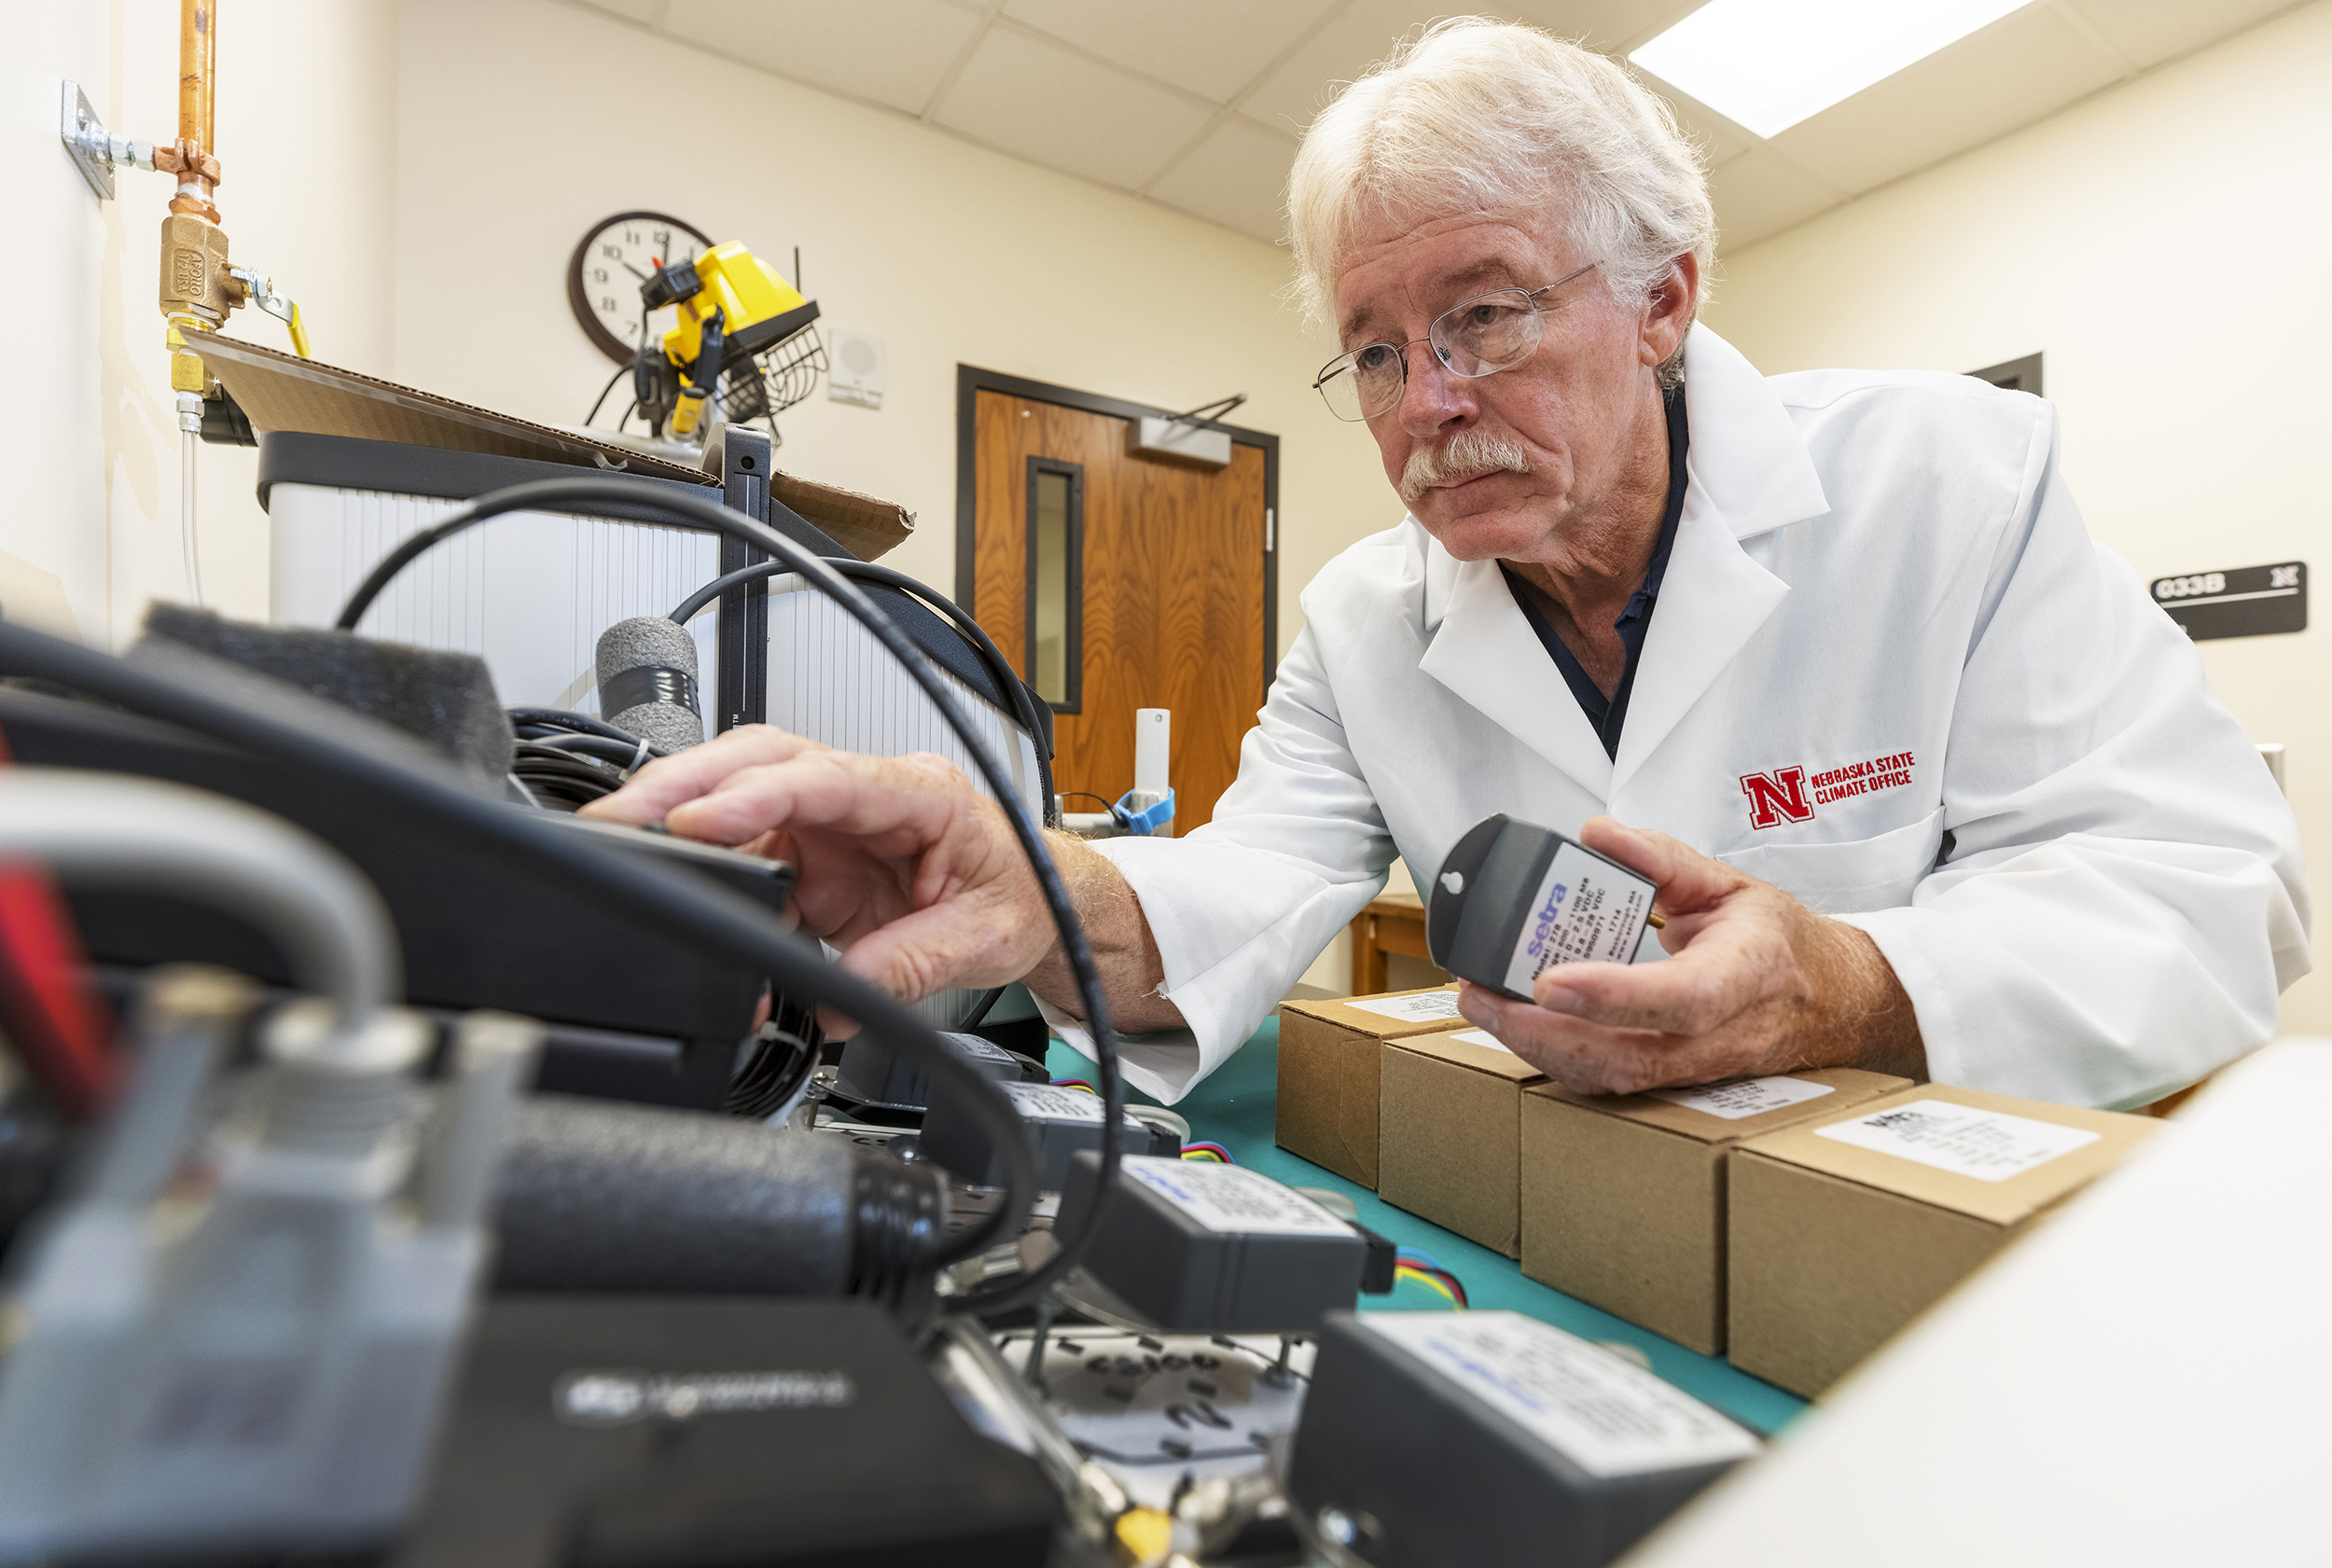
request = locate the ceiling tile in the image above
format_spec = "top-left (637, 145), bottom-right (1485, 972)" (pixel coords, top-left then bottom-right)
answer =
top-left (931, 25), bottom-right (1215, 189)
top-left (661, 0), bottom-right (986, 116)
top-left (1238, 0), bottom-right (1439, 135)
top-left (1504, 0), bottom-right (1701, 55)
top-left (2061, 0), bottom-right (2299, 69)
top-left (1706, 148), bottom-right (1842, 251)
top-left (1638, 80), bottom-right (1756, 169)
top-left (1001, 0), bottom-right (1336, 104)
top-left (1767, 3), bottom-right (2123, 194)
top-left (1147, 116), bottom-right (1300, 243)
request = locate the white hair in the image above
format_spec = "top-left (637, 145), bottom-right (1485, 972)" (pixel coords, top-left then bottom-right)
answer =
top-left (1286, 18), bottom-right (1715, 382)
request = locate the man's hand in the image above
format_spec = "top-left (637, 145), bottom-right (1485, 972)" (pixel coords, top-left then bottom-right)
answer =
top-left (582, 727), bottom-right (1054, 1032)
top-left (1456, 816), bottom-right (1924, 1093)
top-left (580, 725), bottom-right (1180, 1036)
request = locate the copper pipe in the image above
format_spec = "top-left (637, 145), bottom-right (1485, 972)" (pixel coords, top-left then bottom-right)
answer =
top-left (169, 0), bottom-right (220, 221)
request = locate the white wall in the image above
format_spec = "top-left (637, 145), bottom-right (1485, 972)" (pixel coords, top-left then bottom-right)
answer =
top-left (1701, 0), bottom-right (2332, 1032)
top-left (4, 0), bottom-right (399, 646)
top-left (4, 5), bottom-right (115, 645)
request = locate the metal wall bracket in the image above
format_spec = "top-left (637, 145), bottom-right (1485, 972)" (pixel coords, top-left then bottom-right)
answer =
top-left (60, 79), bottom-right (114, 201)
top-left (58, 78), bottom-right (155, 202)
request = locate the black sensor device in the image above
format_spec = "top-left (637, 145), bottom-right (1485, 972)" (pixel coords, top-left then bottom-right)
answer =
top-left (397, 1296), bottom-right (1058, 1567)
top-left (921, 1081), bottom-right (1178, 1191)
top-left (1055, 1152), bottom-right (1368, 1334)
top-left (1286, 1310), bottom-right (1757, 1568)
top-left (1427, 814), bottom-right (1659, 1002)
top-left (836, 1029), bottom-right (1026, 1112)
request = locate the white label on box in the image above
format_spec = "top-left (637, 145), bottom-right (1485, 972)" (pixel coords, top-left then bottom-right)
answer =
top-left (1359, 1312), bottom-right (1758, 1478)
top-left (1000, 1082), bottom-right (1107, 1123)
top-left (1341, 991), bottom-right (1463, 1024)
top-left (1448, 1028), bottom-right (1513, 1055)
top-left (1121, 1156), bottom-right (1352, 1236)
top-left (1503, 842), bottom-right (1656, 996)
top-left (1646, 1076), bottom-right (1834, 1121)
top-left (1814, 1098), bottom-right (2101, 1182)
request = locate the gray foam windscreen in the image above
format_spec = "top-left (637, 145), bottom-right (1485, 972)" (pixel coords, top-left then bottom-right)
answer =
top-left (136, 603), bottom-right (514, 784)
top-left (594, 617), bottom-right (705, 753)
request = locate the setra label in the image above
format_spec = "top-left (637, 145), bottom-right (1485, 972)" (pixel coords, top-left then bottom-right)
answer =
top-left (1502, 842), bottom-right (1656, 996)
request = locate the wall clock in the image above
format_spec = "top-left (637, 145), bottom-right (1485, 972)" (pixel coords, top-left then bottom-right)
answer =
top-left (566, 211), bottom-right (714, 365)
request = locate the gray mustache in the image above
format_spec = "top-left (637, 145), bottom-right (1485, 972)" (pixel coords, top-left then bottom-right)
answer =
top-left (1400, 429), bottom-right (1534, 506)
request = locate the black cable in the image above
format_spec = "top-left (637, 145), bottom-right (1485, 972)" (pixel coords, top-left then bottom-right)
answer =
top-left (670, 556), bottom-right (1053, 768)
top-left (326, 477), bottom-right (1120, 1315)
top-left (0, 616), bottom-right (1040, 1280)
top-left (961, 986), bottom-right (1006, 1030)
top-left (1057, 792), bottom-right (1116, 812)
top-left (517, 730), bottom-right (649, 770)
top-left (508, 707), bottom-right (672, 756)
top-left (583, 362), bottom-right (629, 427)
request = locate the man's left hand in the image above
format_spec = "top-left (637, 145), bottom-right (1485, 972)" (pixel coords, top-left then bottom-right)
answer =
top-left (1454, 816), bottom-right (1925, 1093)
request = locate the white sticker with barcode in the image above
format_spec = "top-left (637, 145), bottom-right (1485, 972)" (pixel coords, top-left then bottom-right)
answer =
top-left (1121, 1156), bottom-right (1352, 1236)
top-left (1000, 1081), bottom-right (1107, 1123)
top-left (1814, 1098), bottom-right (2100, 1182)
top-left (1358, 1311), bottom-right (1758, 1478)
top-left (1448, 1028), bottom-right (1512, 1055)
top-left (1503, 842), bottom-right (1656, 996)
top-left (1342, 991), bottom-right (1463, 1023)
top-left (1646, 1076), bottom-right (1834, 1121)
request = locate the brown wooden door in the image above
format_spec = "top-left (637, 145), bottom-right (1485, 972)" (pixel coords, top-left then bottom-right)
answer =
top-left (970, 388), bottom-right (1269, 832)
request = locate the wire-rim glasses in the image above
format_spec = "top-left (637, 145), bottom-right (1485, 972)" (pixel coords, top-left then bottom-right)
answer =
top-left (1312, 261), bottom-right (1602, 423)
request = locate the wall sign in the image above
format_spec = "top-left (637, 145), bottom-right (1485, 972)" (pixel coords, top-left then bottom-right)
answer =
top-left (2149, 562), bottom-right (2306, 641)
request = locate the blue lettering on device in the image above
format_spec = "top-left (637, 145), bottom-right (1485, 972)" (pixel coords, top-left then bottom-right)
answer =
top-left (1526, 882), bottom-right (1569, 958)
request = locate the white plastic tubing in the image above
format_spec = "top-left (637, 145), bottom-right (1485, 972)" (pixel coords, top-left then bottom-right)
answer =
top-left (0, 770), bottom-right (397, 1056)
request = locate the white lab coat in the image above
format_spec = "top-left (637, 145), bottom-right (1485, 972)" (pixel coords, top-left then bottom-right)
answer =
top-left (1043, 326), bottom-right (2310, 1110)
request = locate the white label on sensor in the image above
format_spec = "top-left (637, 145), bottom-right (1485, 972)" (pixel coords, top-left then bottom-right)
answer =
top-left (1503, 842), bottom-right (1656, 995)
top-left (1342, 991), bottom-right (1463, 1023)
top-left (1814, 1099), bottom-right (2101, 1182)
top-left (1358, 1311), bottom-right (1758, 1478)
top-left (1121, 1156), bottom-right (1352, 1236)
top-left (1001, 1081), bottom-right (1108, 1123)
top-left (1647, 1076), bottom-right (1835, 1121)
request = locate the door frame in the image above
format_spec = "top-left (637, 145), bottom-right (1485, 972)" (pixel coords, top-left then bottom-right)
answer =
top-left (954, 365), bottom-right (1280, 700)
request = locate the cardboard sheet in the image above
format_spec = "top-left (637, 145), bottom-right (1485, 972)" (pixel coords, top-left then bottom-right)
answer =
top-left (193, 333), bottom-right (915, 561)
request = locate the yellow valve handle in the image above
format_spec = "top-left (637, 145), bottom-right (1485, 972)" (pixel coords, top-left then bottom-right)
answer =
top-left (285, 300), bottom-right (311, 360)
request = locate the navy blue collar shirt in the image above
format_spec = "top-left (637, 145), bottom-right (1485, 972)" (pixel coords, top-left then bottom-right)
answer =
top-left (1498, 382), bottom-right (1689, 761)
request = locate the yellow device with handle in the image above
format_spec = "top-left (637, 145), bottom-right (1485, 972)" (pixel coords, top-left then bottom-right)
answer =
top-left (641, 242), bottom-right (819, 437)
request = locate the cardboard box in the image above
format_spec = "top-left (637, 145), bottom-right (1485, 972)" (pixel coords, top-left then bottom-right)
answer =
top-left (1519, 1070), bottom-right (1909, 1353)
top-left (1275, 986), bottom-right (1464, 1187)
top-left (1379, 1028), bottom-right (1546, 1256)
top-left (1728, 1083), bottom-right (2162, 1397)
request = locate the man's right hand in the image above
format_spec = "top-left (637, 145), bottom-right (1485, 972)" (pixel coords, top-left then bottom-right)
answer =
top-left (580, 725), bottom-right (1054, 1033)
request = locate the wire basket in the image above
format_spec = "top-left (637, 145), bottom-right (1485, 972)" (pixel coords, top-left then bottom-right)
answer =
top-left (723, 323), bottom-right (827, 433)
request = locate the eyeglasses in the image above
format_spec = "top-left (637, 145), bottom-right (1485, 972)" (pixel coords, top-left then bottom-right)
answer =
top-left (1312, 261), bottom-right (1602, 423)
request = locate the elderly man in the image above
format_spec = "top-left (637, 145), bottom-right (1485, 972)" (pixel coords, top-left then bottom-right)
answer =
top-left (590, 21), bottom-right (2306, 1112)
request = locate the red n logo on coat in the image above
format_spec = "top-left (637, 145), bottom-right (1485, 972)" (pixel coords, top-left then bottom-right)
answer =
top-left (1740, 766), bottom-right (1814, 829)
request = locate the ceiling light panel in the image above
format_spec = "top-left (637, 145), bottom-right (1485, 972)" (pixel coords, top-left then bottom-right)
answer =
top-left (1630, 0), bottom-right (2036, 138)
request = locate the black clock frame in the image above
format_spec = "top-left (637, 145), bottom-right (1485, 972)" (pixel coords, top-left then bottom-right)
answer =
top-left (566, 210), bottom-right (715, 366)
